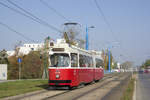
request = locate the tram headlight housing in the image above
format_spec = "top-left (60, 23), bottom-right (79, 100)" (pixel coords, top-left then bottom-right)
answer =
top-left (56, 74), bottom-right (60, 79)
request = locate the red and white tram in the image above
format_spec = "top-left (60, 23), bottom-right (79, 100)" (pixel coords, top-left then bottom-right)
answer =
top-left (48, 39), bottom-right (104, 88)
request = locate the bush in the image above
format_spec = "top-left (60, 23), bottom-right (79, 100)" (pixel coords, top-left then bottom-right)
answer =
top-left (21, 51), bottom-right (43, 79)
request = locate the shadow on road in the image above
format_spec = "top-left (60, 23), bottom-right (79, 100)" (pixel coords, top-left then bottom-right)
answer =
top-left (36, 84), bottom-right (70, 90)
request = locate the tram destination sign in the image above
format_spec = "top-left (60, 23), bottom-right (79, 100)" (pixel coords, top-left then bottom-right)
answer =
top-left (52, 48), bottom-right (65, 51)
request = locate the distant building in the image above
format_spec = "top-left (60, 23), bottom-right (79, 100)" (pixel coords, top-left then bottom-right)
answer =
top-left (117, 62), bottom-right (121, 69)
top-left (7, 43), bottom-right (44, 56)
top-left (19, 43), bottom-right (44, 55)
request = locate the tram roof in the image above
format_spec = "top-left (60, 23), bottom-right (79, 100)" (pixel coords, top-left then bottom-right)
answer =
top-left (49, 39), bottom-right (102, 58)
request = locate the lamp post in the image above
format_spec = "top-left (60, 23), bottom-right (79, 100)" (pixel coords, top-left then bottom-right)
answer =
top-left (86, 26), bottom-right (95, 50)
top-left (107, 42), bottom-right (119, 72)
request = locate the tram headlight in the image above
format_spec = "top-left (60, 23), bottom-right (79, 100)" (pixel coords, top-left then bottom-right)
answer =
top-left (56, 74), bottom-right (60, 79)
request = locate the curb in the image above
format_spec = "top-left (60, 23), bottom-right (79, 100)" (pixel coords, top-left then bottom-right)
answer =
top-left (133, 74), bottom-right (137, 100)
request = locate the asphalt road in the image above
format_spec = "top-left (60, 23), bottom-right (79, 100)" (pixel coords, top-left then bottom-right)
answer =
top-left (136, 73), bottom-right (150, 100)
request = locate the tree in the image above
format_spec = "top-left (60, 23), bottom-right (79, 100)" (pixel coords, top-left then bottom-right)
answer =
top-left (63, 22), bottom-right (85, 48)
top-left (8, 56), bottom-right (18, 79)
top-left (0, 49), bottom-right (9, 64)
top-left (121, 61), bottom-right (133, 70)
top-left (21, 51), bottom-right (43, 79)
top-left (103, 49), bottom-right (114, 70)
top-left (7, 51), bottom-right (43, 79)
top-left (112, 62), bottom-right (118, 69)
top-left (141, 59), bottom-right (150, 69)
top-left (144, 59), bottom-right (150, 67)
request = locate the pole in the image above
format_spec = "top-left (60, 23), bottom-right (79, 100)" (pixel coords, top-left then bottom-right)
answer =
top-left (42, 37), bottom-right (50, 79)
top-left (104, 49), bottom-right (107, 70)
top-left (18, 58), bottom-right (21, 80)
top-left (108, 47), bottom-right (111, 72)
top-left (86, 26), bottom-right (89, 50)
top-left (19, 62), bottom-right (21, 80)
top-left (43, 38), bottom-right (47, 78)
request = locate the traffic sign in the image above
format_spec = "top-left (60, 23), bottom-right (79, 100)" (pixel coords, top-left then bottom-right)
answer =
top-left (18, 58), bottom-right (22, 63)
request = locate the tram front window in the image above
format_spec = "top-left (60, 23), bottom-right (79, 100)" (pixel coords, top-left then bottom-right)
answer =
top-left (50, 53), bottom-right (70, 67)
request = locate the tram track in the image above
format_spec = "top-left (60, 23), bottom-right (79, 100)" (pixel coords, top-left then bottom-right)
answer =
top-left (72, 73), bottom-right (131, 100)
top-left (42, 73), bottom-right (128, 100)
top-left (2, 73), bottom-right (123, 100)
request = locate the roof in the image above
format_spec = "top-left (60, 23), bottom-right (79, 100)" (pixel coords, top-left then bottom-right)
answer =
top-left (49, 39), bottom-right (103, 59)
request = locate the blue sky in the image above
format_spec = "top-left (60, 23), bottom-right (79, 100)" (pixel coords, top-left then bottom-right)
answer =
top-left (0, 0), bottom-right (150, 66)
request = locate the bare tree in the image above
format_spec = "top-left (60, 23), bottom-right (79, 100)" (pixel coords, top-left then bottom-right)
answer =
top-left (121, 61), bottom-right (133, 70)
top-left (62, 22), bottom-right (85, 48)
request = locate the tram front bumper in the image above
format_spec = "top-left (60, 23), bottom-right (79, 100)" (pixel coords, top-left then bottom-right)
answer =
top-left (49, 80), bottom-right (72, 86)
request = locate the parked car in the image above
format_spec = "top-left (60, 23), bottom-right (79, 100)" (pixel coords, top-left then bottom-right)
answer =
top-left (111, 69), bottom-right (120, 73)
top-left (139, 70), bottom-right (143, 74)
top-left (144, 69), bottom-right (149, 73)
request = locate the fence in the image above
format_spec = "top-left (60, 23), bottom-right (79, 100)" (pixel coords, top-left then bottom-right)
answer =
top-left (0, 64), bottom-right (7, 80)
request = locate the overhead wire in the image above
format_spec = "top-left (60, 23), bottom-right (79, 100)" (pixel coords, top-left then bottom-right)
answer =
top-left (94, 0), bottom-right (119, 42)
top-left (94, 0), bottom-right (129, 63)
top-left (39, 0), bottom-right (70, 22)
top-left (0, 1), bottom-right (42, 25)
top-left (0, 1), bottom-right (49, 39)
top-left (0, 1), bottom-right (62, 33)
top-left (7, 0), bottom-right (62, 33)
top-left (0, 21), bottom-right (36, 42)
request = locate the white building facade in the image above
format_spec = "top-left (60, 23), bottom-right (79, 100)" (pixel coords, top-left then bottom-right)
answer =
top-left (19, 43), bottom-right (44, 55)
top-left (7, 43), bottom-right (44, 56)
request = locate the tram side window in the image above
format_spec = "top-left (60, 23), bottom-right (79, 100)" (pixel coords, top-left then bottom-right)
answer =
top-left (96, 59), bottom-right (104, 68)
top-left (71, 53), bottom-right (78, 67)
top-left (79, 54), bottom-right (84, 67)
top-left (96, 59), bottom-right (99, 68)
top-left (79, 55), bottom-right (93, 67)
top-left (89, 57), bottom-right (93, 67)
top-left (83, 55), bottom-right (87, 67)
top-left (86, 56), bottom-right (91, 67)
top-left (86, 56), bottom-right (90, 67)
top-left (100, 59), bottom-right (104, 68)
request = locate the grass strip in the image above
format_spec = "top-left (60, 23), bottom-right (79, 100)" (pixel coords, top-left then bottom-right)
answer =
top-left (0, 79), bottom-right (48, 98)
top-left (121, 78), bottom-right (135, 100)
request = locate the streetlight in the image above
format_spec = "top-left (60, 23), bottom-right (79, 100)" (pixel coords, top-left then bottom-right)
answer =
top-left (107, 42), bottom-right (120, 72)
top-left (86, 26), bottom-right (95, 50)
